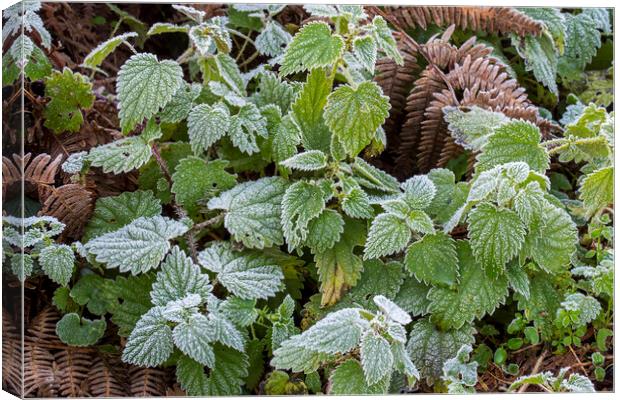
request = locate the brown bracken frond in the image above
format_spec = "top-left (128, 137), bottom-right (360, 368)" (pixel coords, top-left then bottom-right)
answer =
top-left (2, 153), bottom-right (62, 199)
top-left (128, 366), bottom-right (168, 397)
top-left (381, 6), bottom-right (544, 37)
top-left (39, 184), bottom-right (95, 240)
top-left (88, 357), bottom-right (128, 397)
top-left (55, 349), bottom-right (92, 397)
top-left (24, 344), bottom-right (58, 397)
top-left (26, 306), bottom-right (62, 346)
top-left (2, 309), bottom-right (22, 395)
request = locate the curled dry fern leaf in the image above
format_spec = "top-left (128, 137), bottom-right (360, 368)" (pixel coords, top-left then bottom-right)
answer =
top-left (2, 152), bottom-right (62, 198)
top-left (39, 183), bottom-right (95, 240)
top-left (128, 366), bottom-right (169, 397)
top-left (88, 357), bottom-right (128, 397)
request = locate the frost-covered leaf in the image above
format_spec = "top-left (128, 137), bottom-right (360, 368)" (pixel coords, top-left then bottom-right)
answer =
top-left (151, 246), bottom-right (212, 306)
top-left (44, 68), bottom-right (94, 133)
top-left (290, 68), bottom-right (332, 152)
top-left (112, 273), bottom-right (155, 336)
top-left (176, 355), bottom-right (209, 396)
top-left (506, 262), bottom-right (530, 299)
top-left (560, 293), bottom-right (601, 327)
top-left (364, 213), bottom-right (411, 259)
top-left (82, 32), bottom-right (138, 71)
top-left (513, 181), bottom-right (548, 226)
top-left (405, 232), bottom-right (458, 286)
top-left (374, 295), bottom-right (411, 325)
top-left (206, 313), bottom-right (245, 351)
top-left (122, 306), bottom-right (174, 366)
top-left (117, 53), bottom-right (183, 132)
top-left (305, 209), bottom-right (344, 254)
top-left (443, 106), bottom-right (508, 151)
top-left (172, 313), bottom-right (215, 367)
top-left (56, 313), bottom-right (106, 347)
top-left (219, 297), bottom-right (258, 327)
top-left (206, 344), bottom-right (250, 396)
top-left (512, 32), bottom-right (558, 96)
top-left (280, 150), bottom-right (328, 171)
top-left (215, 53), bottom-right (245, 94)
top-left (341, 188), bottom-right (374, 219)
top-left (394, 278), bottom-right (431, 317)
top-left (406, 318), bottom-right (476, 383)
top-left (256, 21), bottom-right (291, 57)
top-left (361, 332), bottom-right (393, 385)
top-left (171, 157), bottom-right (236, 216)
top-left (477, 120), bottom-right (549, 173)
top-left (516, 274), bottom-right (560, 340)
top-left (10, 253), bottom-right (33, 281)
top-left (39, 244), bottom-right (75, 287)
top-left (252, 72), bottom-right (296, 114)
top-left (198, 242), bottom-right (284, 300)
top-left (583, 8), bottom-right (611, 33)
top-left (428, 241), bottom-right (509, 330)
top-left (83, 190), bottom-right (162, 242)
top-left (61, 151), bottom-right (87, 174)
top-left (85, 216), bottom-right (189, 274)
top-left (229, 103), bottom-right (269, 154)
top-left (561, 372), bottom-right (596, 392)
top-left (270, 340), bottom-right (331, 374)
top-left (561, 13), bottom-right (601, 71)
top-left (208, 177), bottom-right (287, 249)
top-left (282, 180), bottom-right (326, 250)
top-left (187, 103), bottom-right (230, 154)
top-left (159, 82), bottom-right (201, 123)
top-left (352, 35), bottom-right (377, 73)
top-left (324, 81), bottom-right (390, 156)
top-left (371, 16), bottom-right (403, 64)
top-left (467, 203), bottom-right (526, 278)
top-left (329, 359), bottom-right (388, 394)
top-left (405, 210), bottom-right (435, 234)
top-left (148, 22), bottom-right (189, 35)
top-left (401, 175), bottom-right (436, 210)
top-left (350, 157), bottom-right (400, 193)
top-left (280, 22), bottom-right (344, 76)
top-left (519, 8), bottom-right (566, 51)
top-left (579, 166), bottom-right (613, 217)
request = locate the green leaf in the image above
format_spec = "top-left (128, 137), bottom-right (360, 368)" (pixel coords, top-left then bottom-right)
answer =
top-left (112, 273), bottom-right (155, 336)
top-left (364, 213), bottom-right (411, 259)
top-left (70, 274), bottom-right (118, 315)
top-left (117, 53), bottom-right (184, 132)
top-left (341, 187), bottom-right (374, 219)
top-left (255, 21), bottom-right (292, 57)
top-left (187, 103), bottom-right (231, 155)
top-left (138, 142), bottom-right (192, 204)
top-left (229, 103), bottom-right (269, 154)
top-left (151, 246), bottom-right (212, 306)
top-left (272, 115), bottom-right (301, 176)
top-left (329, 359), bottom-right (387, 394)
top-left (291, 68), bottom-right (332, 152)
top-left (305, 209), bottom-right (344, 254)
top-left (43, 68), bottom-right (94, 134)
top-left (394, 277), bottom-right (431, 317)
top-left (82, 32), bottom-right (138, 71)
top-left (324, 81), bottom-right (390, 156)
top-left (506, 262), bottom-right (530, 299)
top-left (443, 106), bottom-right (508, 151)
top-left (405, 210), bottom-right (435, 234)
top-left (405, 232), bottom-right (458, 286)
top-left (24, 46), bottom-right (52, 81)
top-left (83, 190), bottom-right (162, 242)
top-left (352, 35), bottom-right (377, 73)
top-left (516, 274), bottom-right (560, 340)
top-left (148, 22), bottom-right (190, 35)
top-left (56, 313), bottom-right (106, 347)
top-left (38, 244), bottom-right (74, 287)
top-left (176, 355), bottom-right (209, 396)
top-left (122, 306), bottom-right (174, 367)
top-left (512, 32), bottom-right (558, 96)
top-left (204, 313), bottom-right (245, 351)
top-left (198, 242), bottom-right (284, 300)
top-left (171, 157), bottom-right (236, 217)
top-left (280, 150), bottom-right (328, 171)
top-left (206, 344), bottom-right (250, 396)
top-left (361, 332), bottom-right (393, 385)
top-left (428, 241), bottom-right (509, 330)
top-left (280, 21), bottom-right (344, 76)
top-left (582, 8), bottom-right (611, 33)
top-left (159, 82), bottom-right (201, 123)
top-left (10, 253), bottom-right (33, 281)
top-left (208, 177), bottom-right (288, 249)
top-left (561, 13), bottom-right (601, 71)
top-left (281, 180), bottom-right (326, 250)
top-left (350, 157), bottom-right (400, 193)
top-left (476, 120), bottom-right (549, 173)
top-left (370, 16), bottom-right (403, 65)
top-left (406, 318), bottom-right (476, 383)
top-left (252, 72), bottom-right (296, 114)
top-left (173, 313), bottom-right (216, 367)
top-left (561, 293), bottom-right (601, 327)
top-left (220, 297), bottom-right (258, 327)
top-left (579, 166), bottom-right (613, 217)
top-left (401, 175), bottom-right (437, 210)
top-left (467, 203), bottom-right (526, 278)
top-left (84, 216), bottom-right (189, 274)
top-left (518, 8), bottom-right (566, 51)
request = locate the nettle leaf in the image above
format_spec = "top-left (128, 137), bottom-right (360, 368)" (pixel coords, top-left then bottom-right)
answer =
top-left (516, 273), bottom-right (560, 340)
top-left (561, 293), bottom-right (602, 327)
top-left (351, 157), bottom-right (400, 193)
top-left (207, 344), bottom-right (250, 396)
top-left (477, 120), bottom-right (549, 173)
top-left (159, 82), bottom-right (201, 123)
top-left (406, 318), bottom-right (476, 383)
top-left (324, 81), bottom-right (390, 156)
top-left (579, 166), bottom-right (613, 217)
top-left (255, 21), bottom-right (292, 57)
top-left (151, 246), bottom-right (212, 306)
top-left (405, 232), bottom-right (458, 286)
top-left (364, 213), bottom-right (411, 259)
top-left (205, 313), bottom-right (245, 351)
top-left (370, 16), bottom-right (403, 65)
top-left (176, 355), bottom-right (209, 396)
top-left (352, 35), bottom-right (377, 73)
top-left (117, 53), bottom-right (184, 132)
top-left (280, 21), bottom-right (344, 76)
top-left (329, 359), bottom-right (387, 394)
top-left (215, 53), bottom-right (245, 95)
top-left (85, 216), bottom-right (189, 274)
top-left (88, 120), bottom-right (163, 174)
top-left (83, 190), bottom-right (162, 242)
top-left (401, 175), bottom-right (437, 209)
top-left (208, 177), bottom-right (288, 249)
top-left (122, 306), bottom-right (174, 367)
top-left (513, 33), bottom-right (558, 96)
top-left (38, 244), bottom-right (75, 287)
top-left (187, 103), bottom-right (231, 155)
top-left (252, 72), bottom-right (296, 114)
top-left (82, 32), bottom-right (138, 71)
top-left (406, 210), bottom-right (435, 234)
top-left (394, 277), bottom-right (432, 317)
top-left (341, 187), bottom-right (374, 219)
top-left (443, 106), bottom-right (509, 151)
top-left (561, 13), bottom-right (601, 71)
top-left (148, 22), bottom-right (189, 35)
top-left (583, 8), bottom-right (611, 33)
top-left (280, 150), bottom-right (328, 171)
top-left (374, 295), bottom-right (411, 325)
top-left (282, 180), bottom-right (326, 250)
top-left (305, 209), bottom-right (344, 254)
top-left (360, 332), bottom-right (393, 385)
top-left (220, 297), bottom-right (258, 327)
top-left (522, 204), bottom-right (576, 273)
top-left (467, 203), bottom-right (526, 278)
top-left (171, 157), bottom-right (237, 216)
top-left (198, 242), bottom-right (284, 300)
top-left (428, 241), bottom-right (509, 330)
top-left (43, 68), bottom-right (94, 134)
top-left (519, 8), bottom-right (566, 51)
top-left (291, 68), bottom-right (332, 152)
top-left (506, 262), bottom-right (530, 299)
top-left (56, 313), bottom-right (106, 347)
top-left (112, 273), bottom-right (155, 336)
top-left (229, 103), bottom-right (269, 154)
top-left (173, 313), bottom-right (215, 367)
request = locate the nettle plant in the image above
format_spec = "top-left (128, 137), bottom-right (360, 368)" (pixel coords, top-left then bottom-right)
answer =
top-left (3, 3), bottom-right (613, 395)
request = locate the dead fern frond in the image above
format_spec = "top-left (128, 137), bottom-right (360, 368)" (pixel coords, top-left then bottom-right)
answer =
top-left (2, 153), bottom-right (62, 198)
top-left (382, 6), bottom-right (544, 37)
top-left (24, 344), bottom-right (57, 397)
top-left (88, 357), bottom-right (128, 397)
top-left (26, 306), bottom-right (62, 346)
top-left (39, 184), bottom-right (95, 240)
top-left (55, 349), bottom-right (92, 397)
top-left (129, 367), bottom-right (168, 397)
top-left (2, 309), bottom-right (22, 395)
